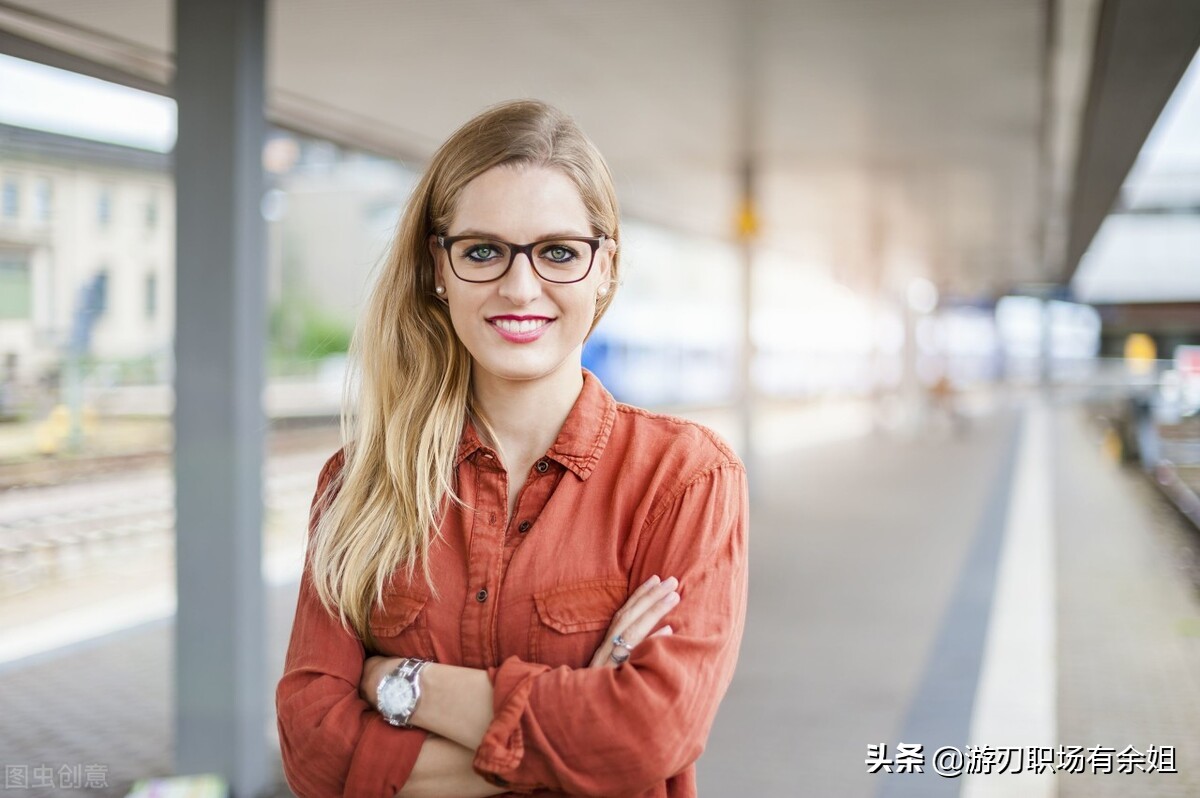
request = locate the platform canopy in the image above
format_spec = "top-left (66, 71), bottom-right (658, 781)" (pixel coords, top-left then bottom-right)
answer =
top-left (5, 0), bottom-right (1196, 299)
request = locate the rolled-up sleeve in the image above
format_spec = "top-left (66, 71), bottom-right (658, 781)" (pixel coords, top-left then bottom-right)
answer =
top-left (472, 462), bottom-right (749, 796)
top-left (275, 452), bottom-right (429, 797)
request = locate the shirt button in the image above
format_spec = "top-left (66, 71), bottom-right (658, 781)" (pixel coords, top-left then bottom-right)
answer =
top-left (535, 459), bottom-right (549, 473)
top-left (475, 588), bottom-right (488, 603)
top-left (518, 520), bottom-right (531, 533)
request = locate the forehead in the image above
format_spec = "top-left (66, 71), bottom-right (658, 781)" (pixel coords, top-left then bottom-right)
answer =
top-left (450, 164), bottom-right (591, 238)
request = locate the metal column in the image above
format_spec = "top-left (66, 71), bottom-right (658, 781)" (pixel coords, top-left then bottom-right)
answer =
top-left (173, 1), bottom-right (269, 795)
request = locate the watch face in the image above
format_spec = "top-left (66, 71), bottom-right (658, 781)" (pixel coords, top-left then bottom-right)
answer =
top-left (379, 676), bottom-right (416, 716)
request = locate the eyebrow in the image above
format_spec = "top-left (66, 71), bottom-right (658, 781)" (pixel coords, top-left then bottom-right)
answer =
top-left (450, 228), bottom-right (596, 240)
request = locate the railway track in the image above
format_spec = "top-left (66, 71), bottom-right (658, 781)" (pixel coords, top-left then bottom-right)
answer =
top-left (0, 422), bottom-right (341, 491)
top-left (0, 426), bottom-right (341, 595)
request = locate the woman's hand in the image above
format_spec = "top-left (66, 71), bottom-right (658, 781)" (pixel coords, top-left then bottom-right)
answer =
top-left (588, 575), bottom-right (679, 669)
top-left (360, 654), bottom-right (397, 708)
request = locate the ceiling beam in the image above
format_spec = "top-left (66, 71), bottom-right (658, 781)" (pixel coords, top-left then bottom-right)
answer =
top-left (1065, 0), bottom-right (1200, 281)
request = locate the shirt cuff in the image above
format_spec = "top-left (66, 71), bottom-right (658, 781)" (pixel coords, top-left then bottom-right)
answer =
top-left (345, 712), bottom-right (429, 795)
top-left (472, 656), bottom-right (554, 792)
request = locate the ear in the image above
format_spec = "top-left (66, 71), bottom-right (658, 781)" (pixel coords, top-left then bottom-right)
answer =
top-left (598, 237), bottom-right (616, 284)
top-left (428, 235), bottom-right (447, 286)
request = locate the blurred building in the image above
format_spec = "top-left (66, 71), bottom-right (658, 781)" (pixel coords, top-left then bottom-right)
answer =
top-left (0, 119), bottom-right (423, 410)
top-left (0, 123), bottom-right (173, 386)
top-left (264, 137), bottom-right (416, 323)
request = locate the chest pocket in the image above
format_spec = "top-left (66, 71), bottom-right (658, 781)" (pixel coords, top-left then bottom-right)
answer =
top-left (367, 591), bottom-right (437, 661)
top-left (529, 579), bottom-right (627, 667)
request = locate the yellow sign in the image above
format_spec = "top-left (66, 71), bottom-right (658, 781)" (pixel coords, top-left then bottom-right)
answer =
top-left (735, 197), bottom-right (758, 239)
top-left (1124, 333), bottom-right (1156, 375)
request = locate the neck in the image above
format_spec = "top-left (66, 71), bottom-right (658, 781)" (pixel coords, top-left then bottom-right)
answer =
top-left (469, 361), bottom-right (584, 467)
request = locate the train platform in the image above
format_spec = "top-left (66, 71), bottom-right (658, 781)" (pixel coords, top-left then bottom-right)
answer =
top-left (1, 396), bottom-right (1198, 797)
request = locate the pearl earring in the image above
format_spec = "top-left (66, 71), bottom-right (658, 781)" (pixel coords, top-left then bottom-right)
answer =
top-left (597, 285), bottom-right (608, 298)
top-left (435, 286), bottom-right (445, 295)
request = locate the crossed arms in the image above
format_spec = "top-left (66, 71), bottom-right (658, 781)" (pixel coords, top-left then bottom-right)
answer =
top-left (276, 463), bottom-right (748, 797)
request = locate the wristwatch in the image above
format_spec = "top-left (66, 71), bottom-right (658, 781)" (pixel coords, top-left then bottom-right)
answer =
top-left (376, 658), bottom-right (429, 727)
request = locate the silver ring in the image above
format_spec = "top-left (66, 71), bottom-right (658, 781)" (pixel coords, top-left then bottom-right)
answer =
top-left (609, 649), bottom-right (630, 664)
top-left (611, 634), bottom-right (634, 650)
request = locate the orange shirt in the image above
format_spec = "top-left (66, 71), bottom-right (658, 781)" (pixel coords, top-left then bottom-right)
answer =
top-left (276, 368), bottom-right (749, 797)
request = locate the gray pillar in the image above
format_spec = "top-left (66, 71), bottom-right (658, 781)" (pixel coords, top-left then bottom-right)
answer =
top-left (173, 1), bottom-right (269, 796)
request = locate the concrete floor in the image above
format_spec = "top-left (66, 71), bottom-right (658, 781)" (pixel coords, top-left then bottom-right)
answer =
top-left (3, 399), bottom-right (1199, 797)
top-left (700, 404), bottom-right (1020, 797)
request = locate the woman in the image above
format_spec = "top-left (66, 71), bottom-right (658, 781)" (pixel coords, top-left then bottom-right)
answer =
top-left (276, 99), bottom-right (749, 798)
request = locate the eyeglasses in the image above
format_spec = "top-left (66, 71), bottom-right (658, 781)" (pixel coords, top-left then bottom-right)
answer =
top-left (436, 234), bottom-right (607, 284)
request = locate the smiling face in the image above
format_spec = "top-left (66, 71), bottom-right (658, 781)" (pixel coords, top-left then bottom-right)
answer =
top-left (431, 164), bottom-right (614, 390)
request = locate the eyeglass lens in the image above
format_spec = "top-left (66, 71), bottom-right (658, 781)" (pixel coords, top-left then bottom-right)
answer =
top-left (447, 238), bottom-right (595, 283)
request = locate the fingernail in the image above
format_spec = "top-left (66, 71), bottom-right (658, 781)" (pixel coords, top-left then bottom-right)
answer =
top-left (663, 625), bottom-right (673, 634)
top-left (644, 575), bottom-right (660, 588)
top-left (663, 576), bottom-right (678, 589)
top-left (664, 591), bottom-right (680, 603)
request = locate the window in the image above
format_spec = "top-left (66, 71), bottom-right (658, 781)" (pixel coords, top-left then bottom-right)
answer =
top-left (145, 272), bottom-right (157, 319)
top-left (97, 186), bottom-right (113, 227)
top-left (34, 178), bottom-right (52, 221)
top-left (2, 178), bottom-right (18, 219)
top-left (92, 269), bottom-right (109, 316)
top-left (0, 253), bottom-right (31, 319)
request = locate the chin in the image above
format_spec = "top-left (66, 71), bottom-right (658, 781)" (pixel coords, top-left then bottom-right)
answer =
top-left (472, 350), bottom-right (573, 384)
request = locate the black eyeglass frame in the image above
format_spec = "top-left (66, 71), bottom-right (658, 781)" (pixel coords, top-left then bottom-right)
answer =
top-left (435, 234), bottom-right (608, 284)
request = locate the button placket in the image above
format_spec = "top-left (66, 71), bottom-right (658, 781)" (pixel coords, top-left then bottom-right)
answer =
top-left (461, 456), bottom-right (506, 668)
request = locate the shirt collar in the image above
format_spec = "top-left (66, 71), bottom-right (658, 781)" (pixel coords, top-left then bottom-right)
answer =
top-left (455, 368), bottom-right (616, 481)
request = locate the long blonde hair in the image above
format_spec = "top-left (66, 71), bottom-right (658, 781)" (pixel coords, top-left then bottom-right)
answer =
top-left (308, 99), bottom-right (622, 647)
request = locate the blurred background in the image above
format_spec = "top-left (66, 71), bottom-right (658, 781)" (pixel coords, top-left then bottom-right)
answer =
top-left (0, 1), bottom-right (1198, 797)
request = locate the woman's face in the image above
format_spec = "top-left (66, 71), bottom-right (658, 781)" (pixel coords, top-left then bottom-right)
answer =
top-left (432, 164), bottom-right (614, 389)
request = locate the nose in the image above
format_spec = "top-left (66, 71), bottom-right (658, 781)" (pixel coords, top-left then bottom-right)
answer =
top-left (497, 251), bottom-right (541, 305)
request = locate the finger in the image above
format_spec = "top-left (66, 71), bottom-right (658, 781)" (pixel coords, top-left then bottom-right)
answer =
top-left (594, 619), bottom-right (675, 670)
top-left (595, 577), bottom-right (679, 669)
top-left (610, 575), bottom-right (662, 626)
top-left (613, 587), bottom-right (680, 648)
top-left (602, 575), bottom-right (670, 642)
top-left (598, 598), bottom-right (677, 670)
top-left (593, 632), bottom-right (639, 669)
top-left (609, 583), bottom-right (679, 647)
top-left (611, 576), bottom-right (678, 635)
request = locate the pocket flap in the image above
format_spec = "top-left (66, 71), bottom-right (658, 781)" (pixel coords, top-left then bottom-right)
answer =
top-left (368, 593), bottom-right (427, 636)
top-left (534, 579), bottom-right (626, 634)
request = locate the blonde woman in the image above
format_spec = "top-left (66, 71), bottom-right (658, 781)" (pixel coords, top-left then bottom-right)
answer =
top-left (276, 100), bottom-right (749, 798)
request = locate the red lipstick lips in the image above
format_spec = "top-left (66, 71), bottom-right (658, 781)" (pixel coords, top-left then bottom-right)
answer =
top-left (488, 315), bottom-right (553, 343)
